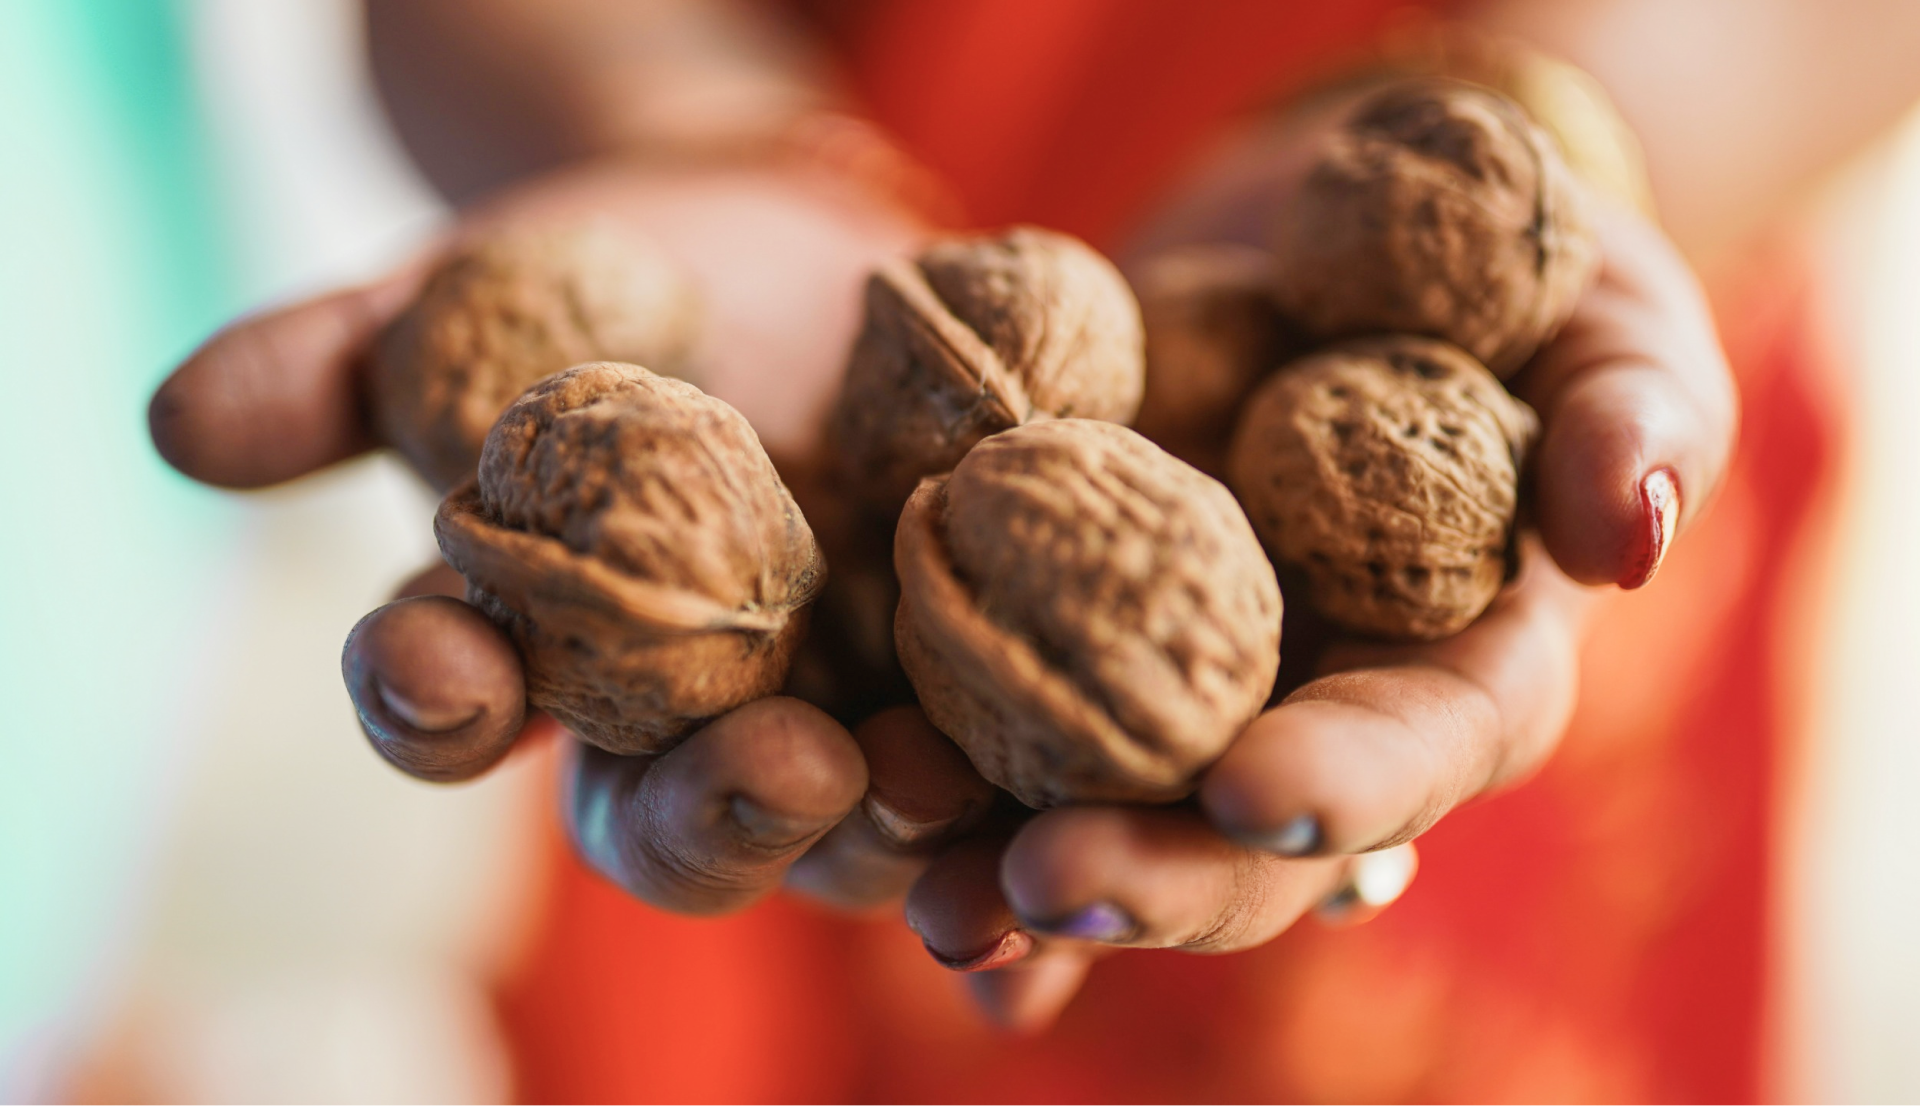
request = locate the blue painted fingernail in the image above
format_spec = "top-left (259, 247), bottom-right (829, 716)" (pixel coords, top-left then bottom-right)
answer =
top-left (1259, 813), bottom-right (1324, 857)
top-left (1030, 901), bottom-right (1137, 943)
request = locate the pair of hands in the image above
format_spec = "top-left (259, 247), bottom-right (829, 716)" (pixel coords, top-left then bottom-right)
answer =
top-left (150, 128), bottom-right (1736, 1030)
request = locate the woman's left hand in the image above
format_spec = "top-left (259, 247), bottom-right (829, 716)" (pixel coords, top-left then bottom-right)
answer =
top-left (892, 132), bottom-right (1738, 1030)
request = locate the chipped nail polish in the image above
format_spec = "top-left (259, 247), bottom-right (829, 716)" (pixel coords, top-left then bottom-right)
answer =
top-left (1317, 844), bottom-right (1419, 924)
top-left (1028, 901), bottom-right (1138, 944)
top-left (924, 928), bottom-right (1036, 973)
top-left (1620, 467), bottom-right (1680, 590)
top-left (1245, 812), bottom-right (1324, 857)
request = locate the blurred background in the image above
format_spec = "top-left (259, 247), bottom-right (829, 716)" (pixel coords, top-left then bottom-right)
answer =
top-left (0, 0), bottom-right (1916, 1101)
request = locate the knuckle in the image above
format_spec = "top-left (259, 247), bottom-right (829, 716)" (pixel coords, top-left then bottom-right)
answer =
top-left (622, 788), bottom-right (765, 910)
top-left (1183, 854), bottom-right (1279, 953)
top-left (569, 768), bottom-right (763, 913)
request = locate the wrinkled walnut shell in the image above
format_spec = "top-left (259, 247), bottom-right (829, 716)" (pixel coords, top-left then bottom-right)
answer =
top-left (1227, 337), bottom-right (1536, 641)
top-left (830, 226), bottom-right (1145, 512)
top-left (435, 362), bottom-right (822, 754)
top-left (1270, 79), bottom-right (1597, 377)
top-left (1133, 243), bottom-right (1295, 477)
top-left (895, 419), bottom-right (1281, 808)
top-left (375, 222), bottom-right (701, 491)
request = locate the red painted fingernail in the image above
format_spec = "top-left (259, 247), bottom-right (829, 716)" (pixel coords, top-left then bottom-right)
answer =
top-left (923, 928), bottom-right (1035, 973)
top-left (1619, 467), bottom-right (1680, 590)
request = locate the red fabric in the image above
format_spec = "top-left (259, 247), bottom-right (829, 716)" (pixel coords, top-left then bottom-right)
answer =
top-left (495, 3), bottom-right (1843, 1100)
top-left (834, 0), bottom-right (1402, 239)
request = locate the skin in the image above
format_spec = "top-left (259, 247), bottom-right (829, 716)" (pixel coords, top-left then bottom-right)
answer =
top-left (148, 0), bottom-right (1920, 1033)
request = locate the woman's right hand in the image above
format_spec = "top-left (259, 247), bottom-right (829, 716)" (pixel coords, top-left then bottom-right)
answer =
top-left (149, 157), bottom-right (999, 917)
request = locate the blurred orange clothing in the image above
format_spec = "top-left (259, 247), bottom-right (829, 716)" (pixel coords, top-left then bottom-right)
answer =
top-left (494, 2), bottom-right (1838, 1100)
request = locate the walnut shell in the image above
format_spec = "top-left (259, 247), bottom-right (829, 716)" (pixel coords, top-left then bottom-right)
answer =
top-left (830, 226), bottom-right (1145, 512)
top-left (1133, 243), bottom-right (1294, 477)
top-left (434, 362), bottom-right (822, 754)
top-left (375, 222), bottom-right (701, 491)
top-left (1227, 337), bottom-right (1536, 641)
top-left (1270, 79), bottom-right (1597, 377)
top-left (895, 419), bottom-right (1281, 808)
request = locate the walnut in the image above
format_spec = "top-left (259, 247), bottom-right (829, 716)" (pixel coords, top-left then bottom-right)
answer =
top-left (374, 222), bottom-right (702, 491)
top-left (830, 226), bottom-right (1145, 512)
top-left (1270, 79), bottom-right (1597, 377)
top-left (1133, 243), bottom-right (1295, 477)
top-left (434, 362), bottom-right (823, 755)
top-left (1227, 336), bottom-right (1537, 641)
top-left (894, 419), bottom-right (1281, 808)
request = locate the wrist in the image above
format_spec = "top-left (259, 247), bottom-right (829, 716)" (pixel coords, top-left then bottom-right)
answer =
top-left (369, 0), bottom-right (956, 224)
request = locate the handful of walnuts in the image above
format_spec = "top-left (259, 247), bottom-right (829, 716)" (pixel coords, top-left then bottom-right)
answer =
top-left (409, 76), bottom-right (1597, 810)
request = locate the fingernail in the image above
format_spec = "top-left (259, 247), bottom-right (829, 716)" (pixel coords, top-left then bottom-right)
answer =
top-left (728, 794), bottom-right (825, 851)
top-left (372, 676), bottom-right (480, 734)
top-left (923, 928), bottom-right (1036, 973)
top-left (1235, 813), bottom-right (1324, 857)
top-left (863, 794), bottom-right (960, 849)
top-left (1317, 844), bottom-right (1418, 924)
top-left (1024, 901), bottom-right (1138, 944)
top-left (1619, 467), bottom-right (1680, 590)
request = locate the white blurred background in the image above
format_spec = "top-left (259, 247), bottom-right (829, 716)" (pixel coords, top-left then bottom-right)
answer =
top-left (0, 2), bottom-right (1916, 1101)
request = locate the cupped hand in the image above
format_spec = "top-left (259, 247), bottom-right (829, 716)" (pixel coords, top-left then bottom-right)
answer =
top-left (899, 153), bottom-right (1737, 1030)
top-left (151, 128), bottom-right (1738, 1031)
top-left (149, 159), bottom-right (992, 914)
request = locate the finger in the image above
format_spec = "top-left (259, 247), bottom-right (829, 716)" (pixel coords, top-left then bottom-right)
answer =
top-left (1314, 843), bottom-right (1420, 927)
top-left (1515, 203), bottom-right (1739, 587)
top-left (1001, 806), bottom-right (1352, 953)
top-left (907, 829), bottom-right (1105, 1031)
top-left (1200, 544), bottom-right (1592, 856)
top-left (904, 834), bottom-right (1036, 972)
top-left (965, 949), bottom-right (1096, 1035)
top-left (149, 267), bottom-right (423, 488)
top-left (568, 697), bottom-right (866, 916)
top-left (342, 595), bottom-right (527, 783)
top-left (784, 707), bottom-right (997, 910)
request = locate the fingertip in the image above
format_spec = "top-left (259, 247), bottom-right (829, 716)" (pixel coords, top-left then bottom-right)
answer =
top-left (699, 697), bottom-right (869, 825)
top-left (1531, 365), bottom-right (1684, 585)
top-left (1199, 697), bottom-right (1436, 856)
top-left (1315, 843), bottom-right (1420, 927)
top-left (1618, 465), bottom-right (1680, 590)
top-left (150, 278), bottom-right (414, 488)
top-left (1520, 207), bottom-right (1736, 588)
top-left (783, 707), bottom-right (993, 912)
top-left (342, 595), bottom-right (526, 782)
top-left (998, 808), bottom-right (1136, 929)
top-left (565, 700), bottom-right (867, 915)
top-left (146, 372), bottom-right (201, 479)
top-left (853, 706), bottom-right (994, 848)
top-left (965, 953), bottom-right (1093, 1034)
top-left (999, 805), bottom-right (1336, 952)
top-left (906, 835), bottom-right (1031, 972)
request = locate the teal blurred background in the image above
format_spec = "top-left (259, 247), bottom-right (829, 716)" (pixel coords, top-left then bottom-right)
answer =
top-left (1, 3), bottom-right (539, 1100)
top-left (0, 0), bottom-right (244, 1086)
